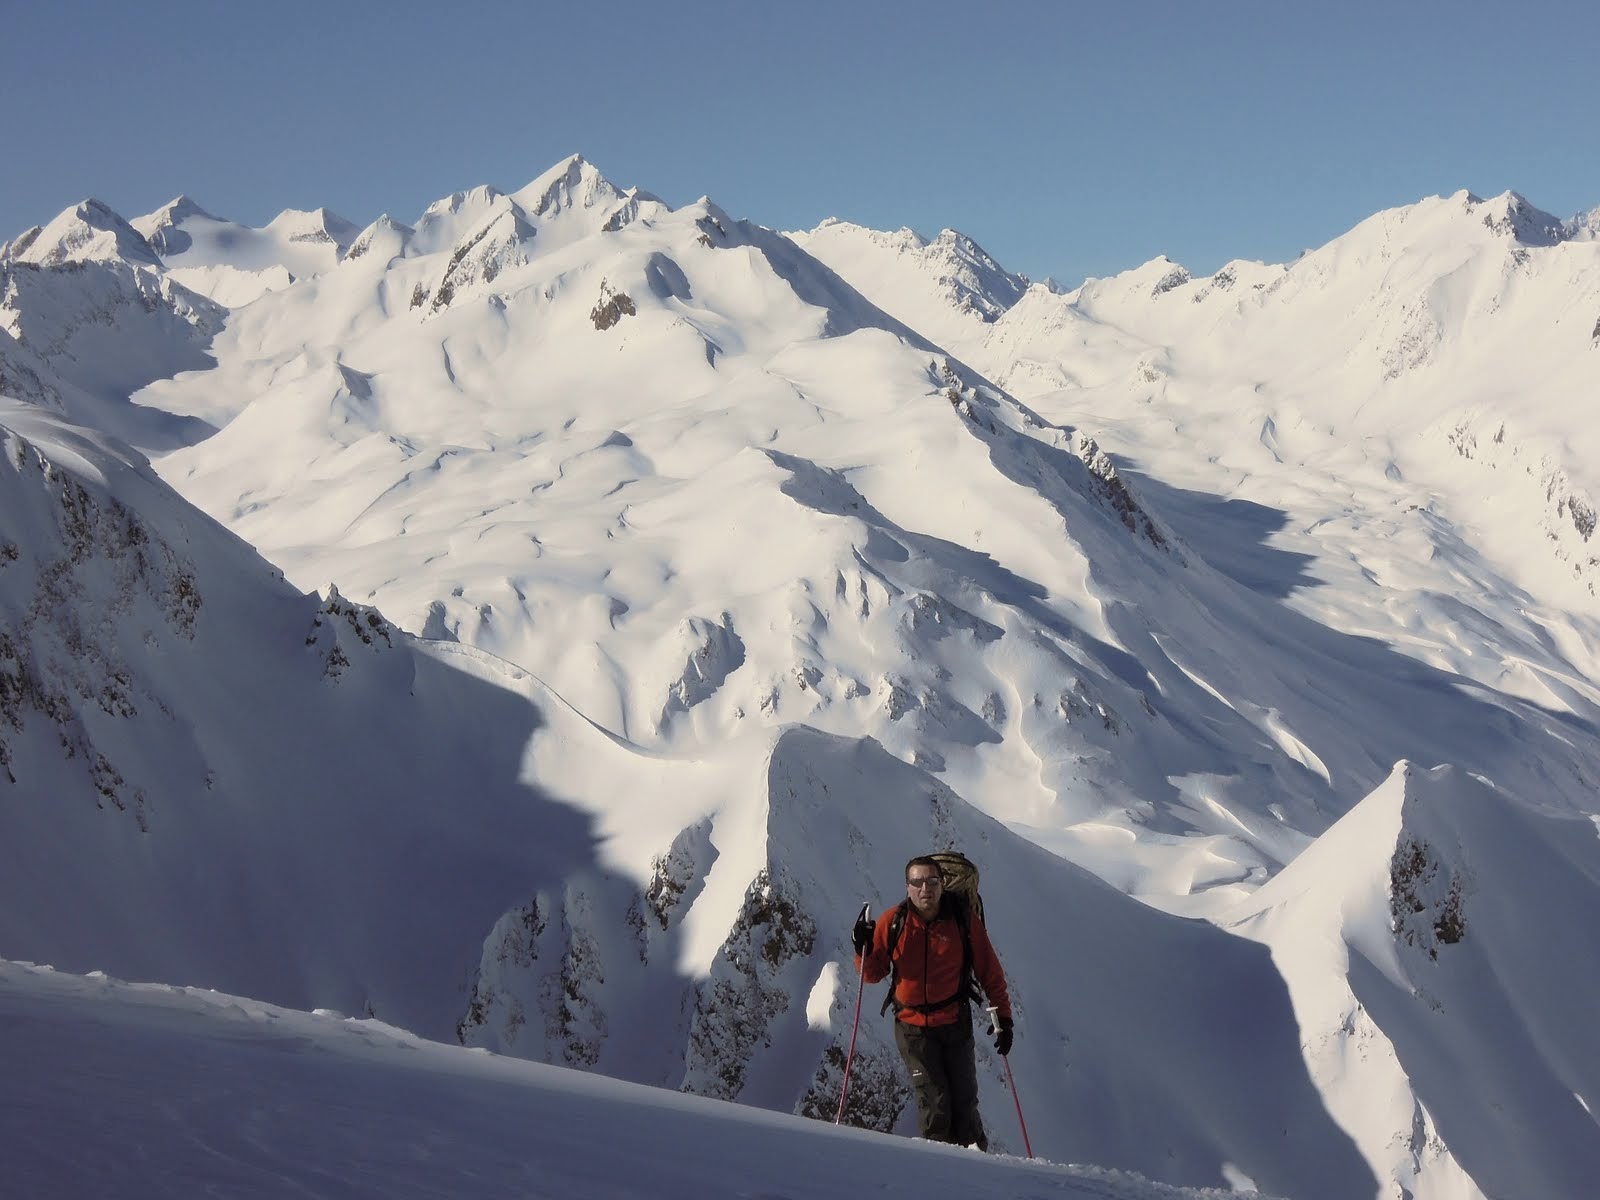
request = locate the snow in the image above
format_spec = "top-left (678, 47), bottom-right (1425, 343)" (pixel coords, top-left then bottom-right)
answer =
top-left (0, 958), bottom-right (1267, 1200)
top-left (4, 158), bottom-right (1600, 1197)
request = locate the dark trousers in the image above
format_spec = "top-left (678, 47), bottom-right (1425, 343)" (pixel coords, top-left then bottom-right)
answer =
top-left (894, 1012), bottom-right (986, 1149)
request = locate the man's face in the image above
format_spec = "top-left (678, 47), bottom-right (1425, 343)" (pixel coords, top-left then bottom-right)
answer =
top-left (906, 866), bottom-right (943, 918)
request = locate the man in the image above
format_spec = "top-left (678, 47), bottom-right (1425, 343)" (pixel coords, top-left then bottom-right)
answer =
top-left (853, 856), bottom-right (1014, 1150)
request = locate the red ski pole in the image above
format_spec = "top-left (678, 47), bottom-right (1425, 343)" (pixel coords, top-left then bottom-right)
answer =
top-left (1002, 1054), bottom-right (1034, 1158)
top-left (990, 1006), bottom-right (1033, 1158)
top-left (834, 902), bottom-right (871, 1124)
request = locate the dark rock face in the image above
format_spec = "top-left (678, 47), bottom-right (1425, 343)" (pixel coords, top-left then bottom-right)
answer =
top-left (591, 282), bottom-right (637, 331)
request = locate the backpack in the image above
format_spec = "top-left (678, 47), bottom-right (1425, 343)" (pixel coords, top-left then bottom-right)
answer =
top-left (879, 851), bottom-right (987, 1018)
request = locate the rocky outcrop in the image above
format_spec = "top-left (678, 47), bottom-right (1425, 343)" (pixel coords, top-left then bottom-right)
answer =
top-left (304, 586), bottom-right (401, 682)
top-left (1473, 191), bottom-right (1567, 247)
top-left (1070, 429), bottom-right (1170, 549)
top-left (456, 882), bottom-right (612, 1068)
top-left (1389, 835), bottom-right (1466, 961)
top-left (425, 202), bottom-right (536, 314)
top-left (0, 431), bottom-right (201, 811)
top-left (590, 279), bottom-right (636, 330)
top-left (681, 867), bottom-right (817, 1099)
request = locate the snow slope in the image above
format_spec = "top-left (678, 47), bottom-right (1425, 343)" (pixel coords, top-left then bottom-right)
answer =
top-left (0, 959), bottom-right (1272, 1200)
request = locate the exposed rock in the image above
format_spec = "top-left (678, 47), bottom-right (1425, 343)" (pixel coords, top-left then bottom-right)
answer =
top-left (1059, 678), bottom-right (1121, 734)
top-left (428, 203), bottom-right (535, 314)
top-left (646, 820), bottom-right (715, 931)
top-left (591, 280), bottom-right (637, 331)
top-left (797, 1044), bottom-right (910, 1131)
top-left (0, 432), bottom-right (201, 810)
top-left (681, 868), bottom-right (817, 1099)
top-left (1071, 430), bottom-right (1169, 550)
top-left (304, 586), bottom-right (399, 682)
top-left (1152, 264), bottom-right (1191, 295)
top-left (1390, 836), bottom-right (1467, 961)
top-left (545, 888), bottom-right (607, 1067)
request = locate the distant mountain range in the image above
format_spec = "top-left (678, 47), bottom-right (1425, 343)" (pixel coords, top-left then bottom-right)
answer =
top-left (3, 156), bottom-right (1599, 1199)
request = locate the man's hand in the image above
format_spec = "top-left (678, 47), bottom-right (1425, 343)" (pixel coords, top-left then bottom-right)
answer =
top-left (852, 912), bottom-right (874, 956)
top-left (989, 1014), bottom-right (1014, 1056)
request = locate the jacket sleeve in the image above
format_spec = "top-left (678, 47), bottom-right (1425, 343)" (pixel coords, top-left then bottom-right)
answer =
top-left (857, 908), bottom-right (896, 984)
top-left (969, 913), bottom-right (1012, 1021)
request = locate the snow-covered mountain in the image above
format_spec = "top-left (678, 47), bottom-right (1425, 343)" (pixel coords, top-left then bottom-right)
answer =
top-left (4, 157), bottom-right (1600, 1198)
top-left (129, 194), bottom-right (361, 306)
top-left (790, 217), bottom-right (1031, 352)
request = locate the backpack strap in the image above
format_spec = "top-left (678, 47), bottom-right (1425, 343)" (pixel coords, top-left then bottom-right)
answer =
top-left (879, 900), bottom-right (910, 1016)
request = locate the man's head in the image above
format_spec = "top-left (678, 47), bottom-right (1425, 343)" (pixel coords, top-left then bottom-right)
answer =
top-left (905, 856), bottom-right (944, 919)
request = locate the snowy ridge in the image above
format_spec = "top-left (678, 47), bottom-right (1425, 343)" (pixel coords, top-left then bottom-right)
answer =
top-left (1230, 763), bottom-right (1600, 1200)
top-left (792, 217), bottom-right (1030, 352)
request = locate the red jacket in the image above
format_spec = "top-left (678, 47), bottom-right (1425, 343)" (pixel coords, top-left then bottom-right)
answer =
top-left (857, 898), bottom-right (1011, 1027)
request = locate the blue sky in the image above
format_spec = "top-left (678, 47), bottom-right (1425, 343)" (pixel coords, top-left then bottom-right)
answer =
top-left (5, 0), bottom-right (1597, 286)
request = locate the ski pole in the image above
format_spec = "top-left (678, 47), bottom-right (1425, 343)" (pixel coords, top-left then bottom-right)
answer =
top-left (1002, 1055), bottom-right (1034, 1158)
top-left (990, 1006), bottom-right (1033, 1159)
top-left (835, 902), bottom-right (872, 1125)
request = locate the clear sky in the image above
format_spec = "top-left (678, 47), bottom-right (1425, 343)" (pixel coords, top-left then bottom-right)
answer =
top-left (5, 0), bottom-right (1597, 287)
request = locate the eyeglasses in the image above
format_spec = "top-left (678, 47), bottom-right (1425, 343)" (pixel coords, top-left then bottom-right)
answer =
top-left (907, 876), bottom-right (942, 890)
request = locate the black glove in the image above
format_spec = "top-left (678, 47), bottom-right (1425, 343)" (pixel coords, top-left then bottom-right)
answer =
top-left (989, 1014), bottom-right (1014, 1056)
top-left (852, 913), bottom-right (874, 956)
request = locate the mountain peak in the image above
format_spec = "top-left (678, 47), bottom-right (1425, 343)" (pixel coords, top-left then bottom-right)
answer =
top-left (145, 194), bottom-right (215, 227)
top-left (4, 198), bottom-right (159, 268)
top-left (512, 154), bottom-right (625, 219)
top-left (421, 185), bottom-right (504, 221)
top-left (264, 206), bottom-right (360, 252)
top-left (131, 195), bottom-right (222, 258)
top-left (1472, 190), bottom-right (1567, 247)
